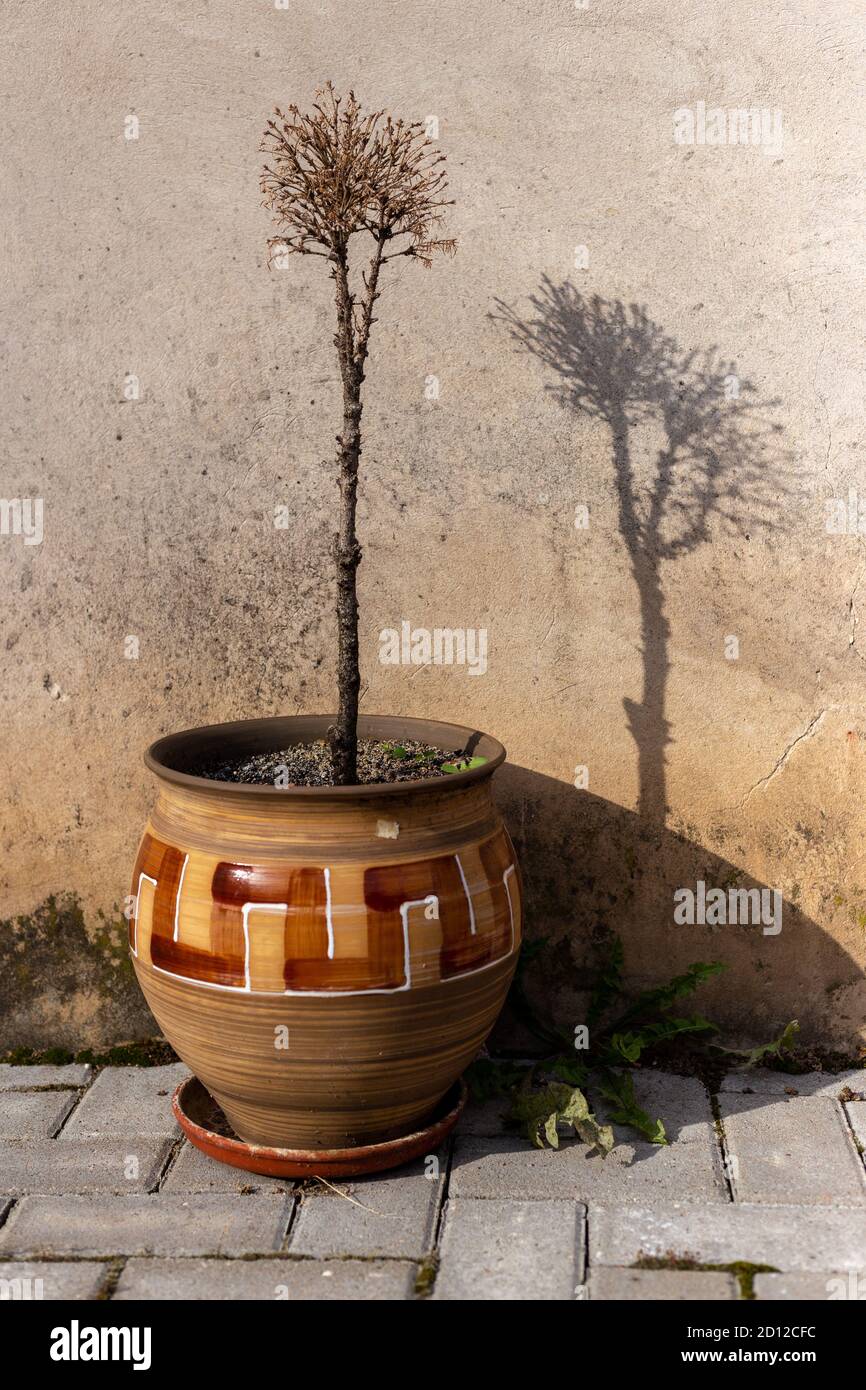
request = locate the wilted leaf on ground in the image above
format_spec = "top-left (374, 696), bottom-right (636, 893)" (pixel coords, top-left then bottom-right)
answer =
top-left (510, 1082), bottom-right (612, 1155)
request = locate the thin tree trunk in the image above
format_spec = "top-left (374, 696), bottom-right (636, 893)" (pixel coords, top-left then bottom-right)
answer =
top-left (328, 236), bottom-right (385, 784)
top-left (330, 382), bottom-right (363, 783)
top-left (329, 253), bottom-right (362, 783)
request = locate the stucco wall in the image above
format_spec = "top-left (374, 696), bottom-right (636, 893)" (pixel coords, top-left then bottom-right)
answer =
top-left (2, 0), bottom-right (864, 1051)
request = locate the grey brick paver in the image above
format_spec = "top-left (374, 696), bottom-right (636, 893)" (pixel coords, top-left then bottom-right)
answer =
top-left (290, 1156), bottom-right (443, 1259)
top-left (589, 1268), bottom-right (737, 1300)
top-left (0, 1091), bottom-right (76, 1140)
top-left (452, 1073), bottom-right (724, 1204)
top-left (0, 1260), bottom-right (108, 1300)
top-left (591, 1203), bottom-right (866, 1272)
top-left (61, 1065), bottom-right (189, 1139)
top-left (720, 1070), bottom-right (866, 1100)
top-left (0, 1065), bottom-right (92, 1090)
top-left (0, 1138), bottom-right (173, 1195)
top-left (114, 1257), bottom-right (415, 1300)
top-left (162, 1142), bottom-right (292, 1194)
top-left (451, 1134), bottom-right (725, 1204)
top-left (460, 1067), bottom-right (715, 1144)
top-left (721, 1095), bottom-right (866, 1205)
top-left (434, 1197), bottom-right (583, 1300)
top-left (754, 1271), bottom-right (865, 1300)
top-left (0, 1194), bottom-right (292, 1258)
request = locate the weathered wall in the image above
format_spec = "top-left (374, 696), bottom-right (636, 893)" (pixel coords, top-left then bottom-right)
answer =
top-left (1, 0), bottom-right (864, 1051)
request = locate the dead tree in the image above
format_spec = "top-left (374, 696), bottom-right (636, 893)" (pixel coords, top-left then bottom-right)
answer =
top-left (261, 84), bottom-right (455, 782)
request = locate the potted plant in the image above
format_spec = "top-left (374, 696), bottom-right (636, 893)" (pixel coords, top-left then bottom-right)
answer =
top-left (128, 85), bottom-right (522, 1168)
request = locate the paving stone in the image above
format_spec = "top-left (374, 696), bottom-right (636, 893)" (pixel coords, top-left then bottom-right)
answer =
top-left (0, 1261), bottom-right (108, 1300)
top-left (453, 1073), bottom-right (724, 1204)
top-left (434, 1197), bottom-right (583, 1300)
top-left (289, 1155), bottom-right (443, 1259)
top-left (61, 1065), bottom-right (189, 1139)
top-left (721, 1095), bottom-right (866, 1205)
top-left (162, 1142), bottom-right (293, 1194)
top-left (720, 1069), bottom-right (866, 1100)
top-left (451, 1136), bottom-right (727, 1204)
top-left (754, 1271), bottom-right (866, 1300)
top-left (453, 1132), bottom-right (719, 1206)
top-left (114, 1256), bottom-right (415, 1300)
top-left (0, 1091), bottom-right (76, 1139)
top-left (0, 1194), bottom-right (292, 1257)
top-left (0, 1065), bottom-right (92, 1090)
top-left (0, 1138), bottom-right (173, 1195)
top-left (461, 1068), bottom-right (715, 1143)
top-left (591, 1203), bottom-right (866, 1272)
top-left (589, 1268), bottom-right (737, 1300)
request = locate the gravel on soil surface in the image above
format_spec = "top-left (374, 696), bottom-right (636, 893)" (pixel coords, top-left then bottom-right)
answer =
top-left (193, 738), bottom-right (468, 787)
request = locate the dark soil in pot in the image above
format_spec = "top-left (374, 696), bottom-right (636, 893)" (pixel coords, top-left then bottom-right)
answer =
top-left (192, 737), bottom-right (484, 787)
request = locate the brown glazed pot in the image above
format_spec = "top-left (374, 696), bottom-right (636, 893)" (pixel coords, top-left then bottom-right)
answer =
top-left (129, 714), bottom-right (522, 1149)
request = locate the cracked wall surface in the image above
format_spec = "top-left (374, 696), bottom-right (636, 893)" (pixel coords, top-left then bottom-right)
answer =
top-left (1, 0), bottom-right (864, 1049)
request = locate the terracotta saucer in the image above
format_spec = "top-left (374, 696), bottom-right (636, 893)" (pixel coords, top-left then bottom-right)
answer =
top-left (172, 1076), bottom-right (468, 1179)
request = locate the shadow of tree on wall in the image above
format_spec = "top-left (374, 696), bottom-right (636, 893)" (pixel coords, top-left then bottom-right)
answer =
top-left (491, 770), bottom-right (864, 1055)
top-left (486, 284), bottom-right (862, 1049)
top-left (494, 280), bottom-right (794, 826)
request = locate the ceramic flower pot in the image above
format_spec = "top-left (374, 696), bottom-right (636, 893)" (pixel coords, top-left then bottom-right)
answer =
top-left (129, 714), bottom-right (522, 1149)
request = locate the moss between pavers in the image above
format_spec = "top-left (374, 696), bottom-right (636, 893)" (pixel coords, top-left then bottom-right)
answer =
top-left (634, 1252), bottom-right (778, 1300)
top-left (414, 1252), bottom-right (439, 1298)
top-left (95, 1258), bottom-right (125, 1301)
